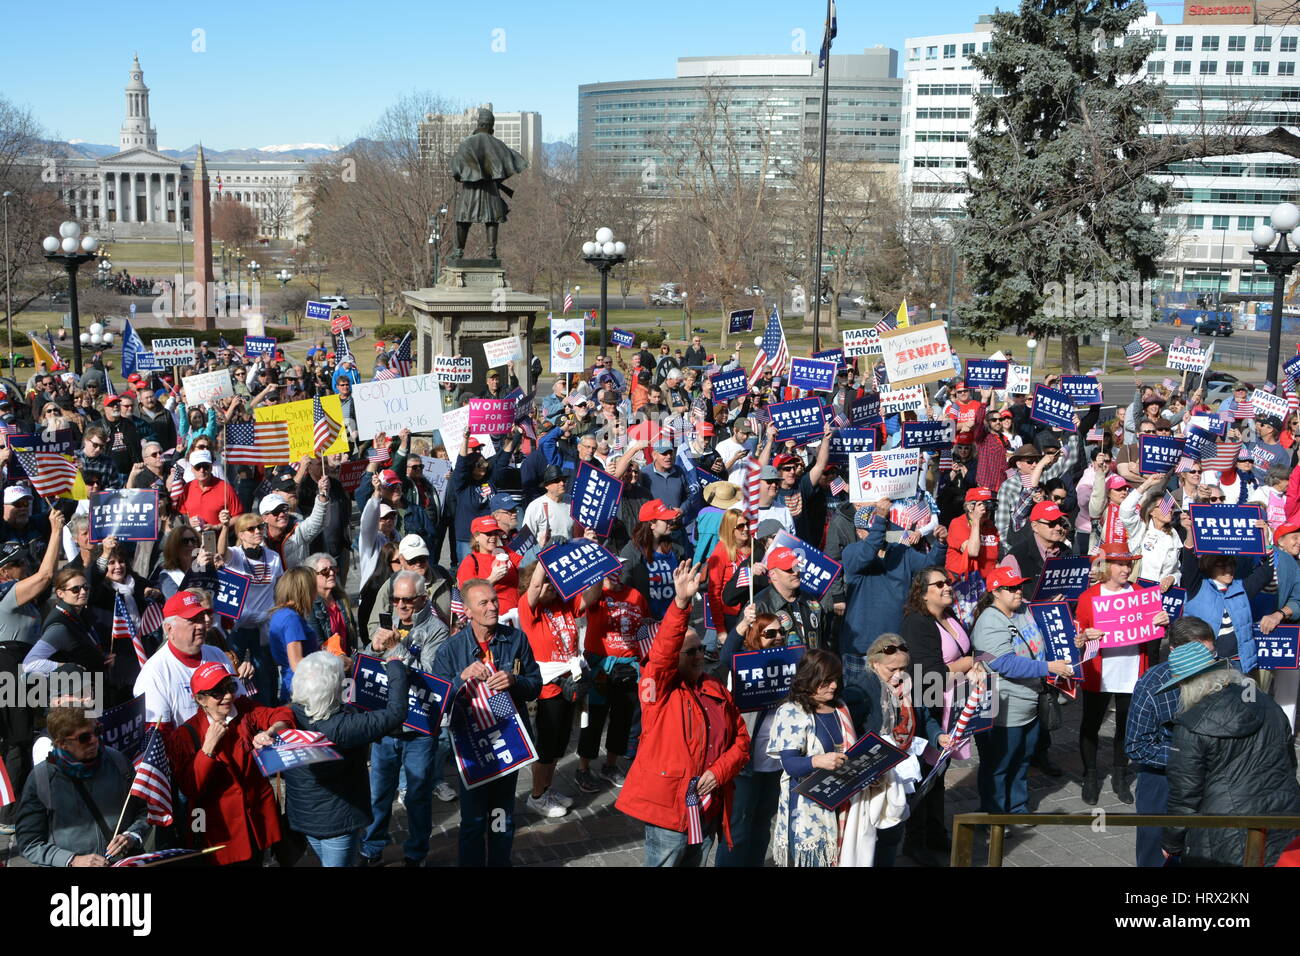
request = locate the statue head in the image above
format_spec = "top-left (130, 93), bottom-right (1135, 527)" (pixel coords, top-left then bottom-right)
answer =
top-left (475, 106), bottom-right (495, 135)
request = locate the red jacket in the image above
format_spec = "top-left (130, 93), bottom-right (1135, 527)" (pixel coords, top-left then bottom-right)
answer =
top-left (706, 540), bottom-right (744, 632)
top-left (615, 601), bottom-right (750, 840)
top-left (166, 698), bottom-right (293, 865)
top-left (1074, 583), bottom-right (1160, 694)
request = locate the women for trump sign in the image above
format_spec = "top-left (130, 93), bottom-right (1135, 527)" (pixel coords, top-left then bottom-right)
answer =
top-left (1092, 586), bottom-right (1165, 648)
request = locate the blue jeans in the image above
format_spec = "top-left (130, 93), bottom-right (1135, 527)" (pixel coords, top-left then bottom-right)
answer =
top-left (454, 538), bottom-right (473, 563)
top-left (307, 831), bottom-right (359, 867)
top-left (228, 626), bottom-right (277, 705)
top-left (644, 821), bottom-right (717, 867)
top-left (362, 733), bottom-right (434, 862)
top-left (1135, 767), bottom-right (1170, 867)
top-left (715, 769), bottom-right (781, 867)
top-left (975, 720), bottom-right (1040, 815)
top-left (434, 734), bottom-right (452, 788)
top-left (458, 773), bottom-right (517, 867)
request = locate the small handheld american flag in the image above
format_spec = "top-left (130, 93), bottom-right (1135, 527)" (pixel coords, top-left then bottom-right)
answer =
top-left (563, 290), bottom-right (574, 313)
top-left (1124, 337), bottom-right (1163, 368)
top-left (829, 475), bottom-right (848, 497)
top-left (167, 461), bottom-right (187, 508)
top-left (11, 449), bottom-right (78, 498)
top-left (392, 331), bottom-right (413, 377)
top-left (449, 586), bottom-right (467, 628)
top-left (129, 729), bottom-right (174, 826)
top-left (636, 620), bottom-right (659, 659)
top-left (312, 397), bottom-right (342, 456)
top-left (140, 601), bottom-right (164, 636)
top-left (112, 592), bottom-right (147, 668)
top-left (685, 776), bottom-right (713, 845)
top-left (225, 421), bottom-right (292, 465)
top-left (1153, 491), bottom-right (1176, 522)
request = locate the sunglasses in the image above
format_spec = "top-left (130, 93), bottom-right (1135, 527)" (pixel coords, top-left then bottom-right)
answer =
top-left (392, 595), bottom-right (422, 605)
top-left (316, 567), bottom-right (337, 577)
top-left (1203, 495), bottom-right (1225, 503)
top-left (68, 726), bottom-right (101, 745)
top-left (877, 643), bottom-right (908, 655)
top-left (181, 536), bottom-right (199, 546)
top-left (201, 680), bottom-right (237, 698)
top-left (59, 583), bottom-right (89, 593)
top-left (1018, 456), bottom-right (1042, 464)
top-left (926, 580), bottom-right (952, 590)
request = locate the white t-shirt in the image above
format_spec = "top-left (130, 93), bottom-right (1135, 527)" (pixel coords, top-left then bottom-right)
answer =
top-left (1097, 584), bottom-right (1142, 693)
top-left (133, 643), bottom-right (242, 728)
top-left (524, 494), bottom-right (575, 542)
top-left (224, 546), bottom-right (283, 629)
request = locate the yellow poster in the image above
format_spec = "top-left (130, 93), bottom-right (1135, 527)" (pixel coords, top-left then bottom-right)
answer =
top-left (895, 298), bottom-right (910, 329)
top-left (255, 395), bottom-right (350, 460)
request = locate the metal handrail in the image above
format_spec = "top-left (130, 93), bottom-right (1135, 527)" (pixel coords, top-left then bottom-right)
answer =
top-left (950, 812), bottom-right (1300, 867)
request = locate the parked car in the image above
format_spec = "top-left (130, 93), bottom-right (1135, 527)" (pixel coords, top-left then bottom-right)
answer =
top-left (1192, 312), bottom-right (1233, 337)
top-left (744, 286), bottom-right (765, 297)
top-left (1202, 371), bottom-right (1242, 408)
top-left (320, 295), bottom-right (349, 310)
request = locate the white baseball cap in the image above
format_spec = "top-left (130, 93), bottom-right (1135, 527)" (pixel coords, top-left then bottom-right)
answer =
top-left (378, 503), bottom-right (396, 518)
top-left (398, 533), bottom-right (429, 561)
top-left (189, 449), bottom-right (213, 466)
top-left (3, 485), bottom-right (32, 504)
top-left (259, 493), bottom-right (290, 515)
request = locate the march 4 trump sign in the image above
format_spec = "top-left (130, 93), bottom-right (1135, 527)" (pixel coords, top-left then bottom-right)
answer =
top-left (877, 320), bottom-right (955, 387)
top-left (848, 449), bottom-right (920, 504)
top-left (731, 646), bottom-right (806, 711)
top-left (1092, 586), bottom-right (1165, 648)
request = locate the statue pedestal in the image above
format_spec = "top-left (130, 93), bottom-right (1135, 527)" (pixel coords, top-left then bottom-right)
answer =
top-left (402, 264), bottom-right (549, 398)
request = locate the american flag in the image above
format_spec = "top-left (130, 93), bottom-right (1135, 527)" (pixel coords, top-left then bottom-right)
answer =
top-left (832, 412), bottom-right (848, 429)
top-left (685, 775), bottom-right (713, 845)
top-left (334, 330), bottom-right (352, 362)
top-left (0, 758), bottom-right (13, 808)
top-left (112, 593), bottom-right (147, 668)
top-left (449, 586), bottom-right (467, 627)
top-left (899, 497), bottom-right (931, 529)
top-left (1202, 441), bottom-right (1242, 470)
top-left (140, 601), bottom-right (164, 636)
top-left (312, 398), bottom-right (341, 456)
top-left (1153, 491), bottom-right (1176, 522)
top-left (856, 459), bottom-right (874, 487)
top-left (373, 364), bottom-right (397, 382)
top-left (1124, 337), bottom-right (1163, 367)
top-left (563, 291), bottom-right (574, 313)
top-left (167, 462), bottom-right (187, 508)
top-left (748, 307), bottom-right (790, 387)
top-left (11, 449), bottom-right (78, 497)
top-left (1188, 337), bottom-right (1202, 348)
top-left (129, 729), bottom-right (173, 826)
top-left (392, 332), bottom-right (413, 377)
top-left (736, 565), bottom-right (752, 588)
top-left (225, 421), bottom-right (292, 465)
top-left (1233, 399), bottom-right (1255, 420)
top-left (0, 423), bottom-right (24, 438)
top-left (274, 729), bottom-right (334, 748)
top-left (873, 314), bottom-right (896, 337)
top-left (636, 620), bottom-right (659, 658)
top-left (829, 476), bottom-right (848, 496)
top-left (367, 446), bottom-right (391, 465)
top-left (112, 848), bottom-right (202, 868)
top-left (742, 456), bottom-right (762, 532)
top-left (939, 448), bottom-right (954, 472)
top-left (1171, 337), bottom-right (1183, 349)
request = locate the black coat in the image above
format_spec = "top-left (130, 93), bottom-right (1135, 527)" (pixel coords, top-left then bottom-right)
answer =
top-left (1163, 682), bottom-right (1300, 866)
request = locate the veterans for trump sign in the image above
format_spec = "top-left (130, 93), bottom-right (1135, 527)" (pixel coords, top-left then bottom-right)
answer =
top-left (1092, 586), bottom-right (1165, 648)
top-left (849, 449), bottom-right (920, 504)
top-left (877, 321), bottom-right (955, 387)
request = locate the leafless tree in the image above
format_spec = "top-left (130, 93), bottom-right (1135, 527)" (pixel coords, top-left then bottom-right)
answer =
top-left (211, 196), bottom-right (258, 247)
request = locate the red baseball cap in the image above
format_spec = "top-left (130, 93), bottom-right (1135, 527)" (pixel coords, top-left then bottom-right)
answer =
top-left (380, 469), bottom-right (402, 486)
top-left (697, 423), bottom-right (715, 437)
top-left (1105, 474), bottom-right (1129, 491)
top-left (163, 590), bottom-right (208, 620)
top-left (1276, 521), bottom-right (1300, 539)
top-left (638, 499), bottom-right (681, 522)
top-left (773, 454), bottom-right (801, 469)
top-left (997, 409), bottom-right (1013, 420)
top-left (470, 516), bottom-right (502, 535)
top-left (467, 437), bottom-right (482, 450)
top-left (1030, 502), bottom-right (1065, 523)
top-left (986, 568), bottom-right (1028, 590)
top-left (102, 395), bottom-right (121, 407)
top-left (766, 546), bottom-right (800, 572)
top-left (190, 661), bottom-right (234, 696)
top-left (965, 488), bottom-right (995, 503)
top-left (953, 380), bottom-right (969, 390)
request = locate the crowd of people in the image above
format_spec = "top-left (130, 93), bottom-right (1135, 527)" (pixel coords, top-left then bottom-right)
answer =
top-left (3, 330), bottom-right (1300, 869)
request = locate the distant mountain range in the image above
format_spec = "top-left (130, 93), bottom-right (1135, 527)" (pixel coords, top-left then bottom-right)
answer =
top-left (54, 139), bottom-right (576, 165)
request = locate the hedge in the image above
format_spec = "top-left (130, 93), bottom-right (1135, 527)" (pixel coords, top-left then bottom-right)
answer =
top-left (373, 324), bottom-right (415, 341)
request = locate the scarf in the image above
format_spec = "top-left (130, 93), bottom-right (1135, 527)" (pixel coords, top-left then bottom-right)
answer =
top-left (50, 747), bottom-right (101, 780)
top-left (1102, 501), bottom-right (1128, 547)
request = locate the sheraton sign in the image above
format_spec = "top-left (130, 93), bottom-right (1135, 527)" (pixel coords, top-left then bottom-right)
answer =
top-left (1187, 4), bottom-right (1251, 13)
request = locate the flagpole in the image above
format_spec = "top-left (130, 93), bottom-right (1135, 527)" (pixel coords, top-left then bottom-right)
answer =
top-left (811, 0), bottom-right (834, 354)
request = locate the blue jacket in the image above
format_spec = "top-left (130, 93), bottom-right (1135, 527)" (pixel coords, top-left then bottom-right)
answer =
top-left (448, 449), bottom-right (514, 542)
top-left (840, 515), bottom-right (945, 653)
top-left (1273, 546), bottom-right (1300, 622)
top-left (432, 622), bottom-right (542, 737)
top-left (1181, 549), bottom-right (1272, 673)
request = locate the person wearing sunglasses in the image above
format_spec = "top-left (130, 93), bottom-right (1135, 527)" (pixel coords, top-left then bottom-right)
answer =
top-left (22, 569), bottom-right (107, 682)
top-left (1121, 474), bottom-right (1181, 593)
top-left (995, 432), bottom-right (1077, 544)
top-left (305, 553), bottom-right (357, 659)
top-left (971, 568), bottom-right (1075, 821)
top-left (15, 707), bottom-right (149, 867)
top-left (219, 512), bottom-right (283, 704)
top-left (76, 424), bottom-right (122, 490)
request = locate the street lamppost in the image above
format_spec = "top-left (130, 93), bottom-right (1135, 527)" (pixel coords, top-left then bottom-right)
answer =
top-left (80, 321), bottom-right (114, 351)
top-left (247, 260), bottom-right (260, 315)
top-left (96, 258), bottom-right (111, 284)
top-left (581, 227), bottom-right (626, 357)
top-left (428, 205), bottom-right (447, 286)
top-left (2, 190), bottom-right (13, 373)
top-left (930, 301), bottom-right (937, 323)
top-left (1250, 202), bottom-right (1300, 388)
top-left (276, 268), bottom-right (292, 288)
top-left (42, 220), bottom-right (99, 375)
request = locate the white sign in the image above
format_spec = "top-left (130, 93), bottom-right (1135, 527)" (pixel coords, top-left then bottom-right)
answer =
top-left (877, 321), bottom-right (956, 387)
top-left (434, 356), bottom-right (473, 384)
top-left (181, 369), bottom-right (233, 406)
top-left (1101, 329), bottom-right (1111, 343)
top-left (483, 335), bottom-right (524, 368)
top-left (353, 370), bottom-right (445, 441)
top-left (842, 327), bottom-right (883, 358)
top-left (1251, 389), bottom-right (1289, 421)
top-left (1166, 345), bottom-right (1209, 373)
top-left (151, 337), bottom-right (196, 365)
top-left (1006, 364), bottom-right (1033, 395)
top-left (550, 318), bottom-right (586, 373)
top-left (879, 385), bottom-right (927, 414)
top-left (848, 449), bottom-right (921, 504)
top-left (440, 404), bottom-right (496, 467)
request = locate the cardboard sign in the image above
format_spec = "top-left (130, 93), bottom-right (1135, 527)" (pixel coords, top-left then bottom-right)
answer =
top-left (98, 695), bottom-right (147, 764)
top-left (151, 337), bottom-right (195, 365)
top-left (448, 684), bottom-right (539, 789)
top-left (255, 742), bottom-right (343, 776)
top-left (769, 399), bottom-right (826, 445)
top-left (1138, 579), bottom-right (1186, 622)
top-left (1033, 556), bottom-right (1094, 602)
top-left (8, 428), bottom-right (76, 457)
top-left (255, 395), bottom-right (350, 459)
top-left (813, 348), bottom-right (847, 370)
top-left (305, 300), bottom-right (332, 321)
top-left (352, 370), bottom-right (445, 441)
top-left (878, 385), bottom-right (926, 415)
top-left (772, 531), bottom-right (842, 599)
top-left (964, 360), bottom-right (1008, 390)
top-left (789, 357), bottom-right (838, 392)
top-left (569, 461), bottom-right (623, 537)
top-left (338, 459), bottom-right (369, 493)
top-left (842, 326), bottom-right (883, 358)
top-left (539, 539), bottom-right (622, 601)
top-left (243, 335), bottom-right (277, 358)
top-left (901, 420), bottom-right (955, 450)
top-left (550, 318), bottom-right (586, 373)
top-left (1092, 586), bottom-right (1165, 648)
top-left (1030, 384), bottom-right (1077, 432)
top-left (828, 428), bottom-right (877, 463)
top-left (468, 398), bottom-right (515, 435)
top-left (330, 314), bottom-right (353, 334)
top-left (1138, 436), bottom-right (1186, 474)
top-left (1189, 503), bottom-right (1265, 554)
top-left (89, 490), bottom-right (158, 542)
top-left (482, 335), bottom-right (523, 368)
top-left (434, 355), bottom-right (473, 384)
top-left (849, 449), bottom-right (920, 504)
top-left (848, 391), bottom-right (883, 427)
top-left (1005, 364), bottom-right (1033, 395)
top-left (710, 368), bottom-right (749, 403)
top-left (795, 731), bottom-right (909, 810)
top-left (214, 568), bottom-right (252, 623)
top-left (729, 310), bottom-right (755, 334)
top-left (731, 646), bottom-right (806, 711)
top-left (1058, 376), bottom-right (1102, 405)
top-left (877, 320), bottom-right (955, 387)
top-left (351, 654), bottom-right (454, 736)
top-left (1253, 624), bottom-right (1299, 670)
top-left (181, 369), bottom-right (234, 405)
top-left (1251, 389), bottom-right (1289, 422)
top-left (1029, 602), bottom-right (1082, 678)
top-left (1166, 344), bottom-right (1209, 372)
top-left (610, 328), bottom-right (636, 348)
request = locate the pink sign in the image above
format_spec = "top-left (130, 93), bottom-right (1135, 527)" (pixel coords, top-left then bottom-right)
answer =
top-left (1092, 586), bottom-right (1164, 648)
top-left (468, 398), bottom-right (514, 435)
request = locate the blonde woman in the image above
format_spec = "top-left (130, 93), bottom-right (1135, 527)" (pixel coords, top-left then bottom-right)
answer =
top-left (268, 567), bottom-right (319, 704)
top-left (705, 508), bottom-right (752, 635)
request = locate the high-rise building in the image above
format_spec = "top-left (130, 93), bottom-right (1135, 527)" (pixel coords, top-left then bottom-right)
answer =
top-left (577, 49), bottom-right (903, 188)
top-left (418, 106), bottom-right (543, 167)
top-left (901, 3), bottom-right (1300, 299)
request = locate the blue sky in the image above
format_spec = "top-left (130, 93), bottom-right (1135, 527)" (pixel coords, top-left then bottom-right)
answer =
top-left (6, 0), bottom-right (1001, 149)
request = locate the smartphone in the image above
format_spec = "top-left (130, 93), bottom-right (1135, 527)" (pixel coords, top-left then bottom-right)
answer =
top-left (201, 530), bottom-right (217, 554)
top-left (378, 613), bottom-right (393, 631)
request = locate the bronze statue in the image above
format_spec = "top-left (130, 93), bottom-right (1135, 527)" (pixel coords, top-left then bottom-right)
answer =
top-left (449, 105), bottom-right (528, 261)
